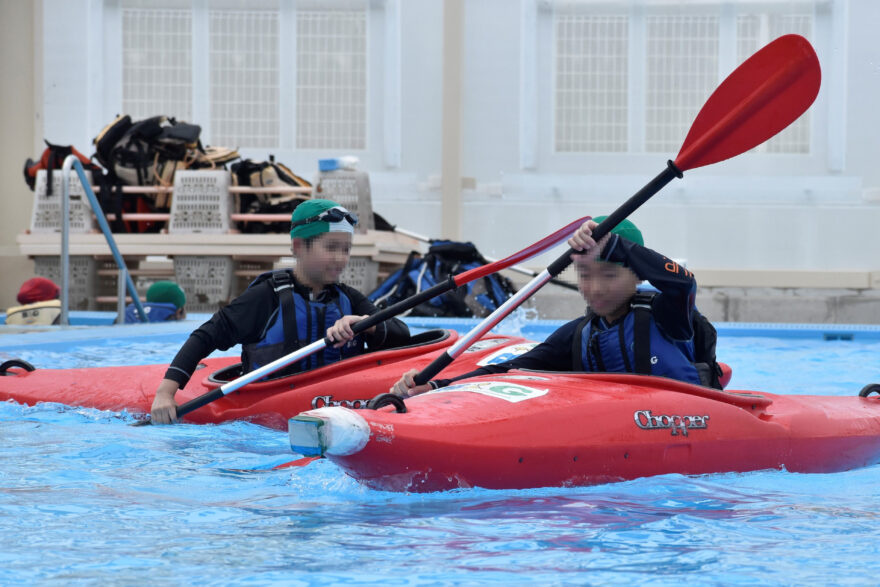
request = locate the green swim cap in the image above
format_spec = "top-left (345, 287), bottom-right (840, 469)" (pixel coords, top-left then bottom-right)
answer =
top-left (592, 215), bottom-right (644, 246)
top-left (146, 281), bottom-right (186, 309)
top-left (289, 199), bottom-right (358, 239)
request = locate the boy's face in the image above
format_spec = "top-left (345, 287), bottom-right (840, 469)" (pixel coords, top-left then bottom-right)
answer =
top-left (292, 232), bottom-right (353, 287)
top-left (574, 254), bottom-right (640, 323)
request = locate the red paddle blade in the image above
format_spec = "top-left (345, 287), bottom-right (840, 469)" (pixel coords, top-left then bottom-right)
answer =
top-left (675, 34), bottom-right (820, 172)
top-left (271, 456), bottom-right (322, 470)
top-left (453, 215), bottom-right (591, 286)
top-left (224, 455), bottom-right (322, 473)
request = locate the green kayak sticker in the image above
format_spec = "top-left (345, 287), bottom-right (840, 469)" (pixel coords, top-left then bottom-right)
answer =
top-left (430, 381), bottom-right (548, 403)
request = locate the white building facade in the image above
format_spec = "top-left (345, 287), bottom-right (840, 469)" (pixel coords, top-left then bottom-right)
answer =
top-left (7, 0), bottom-right (880, 321)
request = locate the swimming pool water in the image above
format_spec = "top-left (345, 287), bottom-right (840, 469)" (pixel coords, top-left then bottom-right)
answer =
top-left (2, 320), bottom-right (880, 584)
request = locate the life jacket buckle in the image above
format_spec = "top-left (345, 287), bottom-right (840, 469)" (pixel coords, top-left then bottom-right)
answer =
top-left (631, 291), bottom-right (655, 311)
top-left (270, 271), bottom-right (294, 293)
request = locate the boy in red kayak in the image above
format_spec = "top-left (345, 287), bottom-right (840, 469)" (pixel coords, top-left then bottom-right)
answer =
top-left (124, 280), bottom-right (187, 323)
top-left (151, 198), bottom-right (410, 424)
top-left (391, 217), bottom-right (720, 396)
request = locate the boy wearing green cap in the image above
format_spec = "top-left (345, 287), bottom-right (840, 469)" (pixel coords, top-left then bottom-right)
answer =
top-left (125, 281), bottom-right (187, 323)
top-left (151, 198), bottom-right (410, 424)
top-left (392, 217), bottom-right (720, 396)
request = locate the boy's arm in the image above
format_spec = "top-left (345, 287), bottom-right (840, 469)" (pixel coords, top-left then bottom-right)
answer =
top-left (601, 235), bottom-right (697, 340)
top-left (429, 318), bottom-right (582, 388)
top-left (162, 285), bottom-right (275, 388)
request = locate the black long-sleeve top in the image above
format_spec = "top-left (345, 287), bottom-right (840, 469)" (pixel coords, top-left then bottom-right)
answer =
top-left (431, 235), bottom-right (697, 387)
top-left (163, 276), bottom-right (410, 388)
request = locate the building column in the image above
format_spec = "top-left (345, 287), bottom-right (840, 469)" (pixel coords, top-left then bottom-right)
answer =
top-left (440, 0), bottom-right (463, 240)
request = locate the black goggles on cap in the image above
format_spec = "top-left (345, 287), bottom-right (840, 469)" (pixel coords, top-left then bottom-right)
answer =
top-left (290, 207), bottom-right (358, 228)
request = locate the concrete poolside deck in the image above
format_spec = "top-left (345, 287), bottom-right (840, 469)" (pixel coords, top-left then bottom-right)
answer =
top-left (519, 268), bottom-right (880, 324)
top-left (4, 315), bottom-right (880, 353)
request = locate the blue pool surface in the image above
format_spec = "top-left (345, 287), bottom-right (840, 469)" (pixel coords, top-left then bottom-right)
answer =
top-left (2, 315), bottom-right (880, 583)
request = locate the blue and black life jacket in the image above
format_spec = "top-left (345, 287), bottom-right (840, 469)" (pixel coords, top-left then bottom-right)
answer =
top-left (572, 291), bottom-right (723, 389)
top-left (124, 302), bottom-right (179, 324)
top-left (369, 240), bottom-right (516, 318)
top-left (241, 270), bottom-right (359, 376)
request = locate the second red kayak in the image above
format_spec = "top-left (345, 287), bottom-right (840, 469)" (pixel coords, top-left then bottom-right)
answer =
top-left (0, 330), bottom-right (540, 430)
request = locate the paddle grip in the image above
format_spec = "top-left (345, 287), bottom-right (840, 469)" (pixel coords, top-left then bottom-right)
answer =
top-left (350, 277), bottom-right (457, 336)
top-left (413, 352), bottom-right (454, 386)
top-left (547, 161), bottom-right (682, 278)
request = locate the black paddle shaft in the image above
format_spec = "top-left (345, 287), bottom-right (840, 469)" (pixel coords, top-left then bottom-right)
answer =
top-left (546, 160), bottom-right (683, 279)
top-left (176, 283), bottom-right (454, 421)
top-left (132, 387), bottom-right (226, 425)
top-left (410, 160), bottom-right (683, 387)
top-left (347, 277), bottom-right (458, 336)
top-left (374, 160), bottom-right (681, 355)
top-left (133, 277), bottom-right (460, 425)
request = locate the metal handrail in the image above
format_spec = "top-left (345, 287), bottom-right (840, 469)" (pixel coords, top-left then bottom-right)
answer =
top-left (84, 184), bottom-right (311, 195)
top-left (60, 155), bottom-right (147, 325)
top-left (101, 213), bottom-right (304, 222)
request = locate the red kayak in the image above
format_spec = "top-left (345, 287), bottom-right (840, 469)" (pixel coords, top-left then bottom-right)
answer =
top-left (289, 371), bottom-right (880, 492)
top-left (0, 330), bottom-right (536, 430)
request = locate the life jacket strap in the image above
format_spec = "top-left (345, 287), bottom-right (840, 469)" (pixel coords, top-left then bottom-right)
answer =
top-left (631, 291), bottom-right (654, 375)
top-left (270, 270), bottom-right (294, 293)
top-left (270, 271), bottom-right (301, 367)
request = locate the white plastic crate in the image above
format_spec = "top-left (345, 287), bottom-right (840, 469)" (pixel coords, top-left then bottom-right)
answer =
top-left (29, 169), bottom-right (97, 234)
top-left (173, 256), bottom-right (234, 314)
top-left (311, 170), bottom-right (374, 233)
top-left (168, 170), bottom-right (232, 234)
top-left (340, 256), bottom-right (379, 294)
top-left (34, 255), bottom-right (96, 310)
top-left (233, 260), bottom-right (275, 296)
top-left (93, 259), bottom-right (156, 303)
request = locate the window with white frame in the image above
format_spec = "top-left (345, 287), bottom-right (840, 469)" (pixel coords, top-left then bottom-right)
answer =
top-left (553, 2), bottom-right (814, 155)
top-left (644, 15), bottom-right (719, 153)
top-left (555, 14), bottom-right (629, 152)
top-left (118, 0), bottom-right (369, 151)
top-left (737, 12), bottom-right (813, 153)
top-left (295, 9), bottom-right (368, 150)
top-left (122, 7), bottom-right (193, 121)
top-left (209, 9), bottom-right (280, 149)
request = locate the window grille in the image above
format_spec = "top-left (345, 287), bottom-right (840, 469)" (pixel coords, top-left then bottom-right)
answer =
top-left (645, 15), bottom-right (719, 154)
top-left (296, 9), bottom-right (368, 150)
top-left (122, 8), bottom-right (193, 121)
top-left (118, 1), bottom-right (370, 151)
top-left (738, 13), bottom-right (813, 153)
top-left (209, 10), bottom-right (280, 148)
top-left (554, 14), bottom-right (629, 153)
top-left (550, 3), bottom-right (814, 156)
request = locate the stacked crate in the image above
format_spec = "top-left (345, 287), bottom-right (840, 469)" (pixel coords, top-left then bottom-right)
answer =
top-left (29, 170), bottom-right (97, 310)
top-left (21, 167), bottom-right (403, 314)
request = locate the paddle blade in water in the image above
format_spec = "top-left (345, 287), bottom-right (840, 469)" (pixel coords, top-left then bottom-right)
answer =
top-left (675, 34), bottom-right (821, 172)
top-left (272, 456), bottom-right (322, 470)
top-left (222, 455), bottom-right (322, 473)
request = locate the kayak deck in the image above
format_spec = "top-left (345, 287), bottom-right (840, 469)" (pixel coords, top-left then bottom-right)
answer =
top-left (293, 371), bottom-right (880, 491)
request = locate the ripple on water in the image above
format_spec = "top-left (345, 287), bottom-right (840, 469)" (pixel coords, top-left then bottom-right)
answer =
top-left (3, 333), bottom-right (880, 583)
